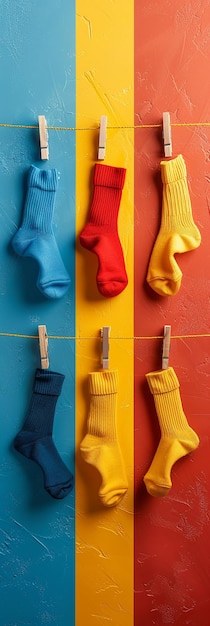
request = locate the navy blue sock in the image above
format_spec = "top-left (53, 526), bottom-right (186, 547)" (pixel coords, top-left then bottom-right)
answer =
top-left (12, 166), bottom-right (70, 299)
top-left (14, 368), bottom-right (74, 499)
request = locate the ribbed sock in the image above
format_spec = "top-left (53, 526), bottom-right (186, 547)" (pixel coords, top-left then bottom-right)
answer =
top-left (79, 164), bottom-right (128, 298)
top-left (14, 368), bottom-right (74, 499)
top-left (147, 155), bottom-right (201, 296)
top-left (80, 370), bottom-right (128, 507)
top-left (143, 367), bottom-right (199, 497)
top-left (12, 165), bottom-right (70, 299)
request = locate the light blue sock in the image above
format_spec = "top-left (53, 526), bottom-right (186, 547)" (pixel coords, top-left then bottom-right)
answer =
top-left (12, 165), bottom-right (70, 299)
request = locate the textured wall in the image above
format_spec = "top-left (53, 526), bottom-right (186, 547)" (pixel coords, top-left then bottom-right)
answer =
top-left (0, 2), bottom-right (75, 625)
top-left (134, 1), bottom-right (210, 625)
top-left (76, 2), bottom-right (134, 624)
top-left (1, 1), bottom-right (210, 625)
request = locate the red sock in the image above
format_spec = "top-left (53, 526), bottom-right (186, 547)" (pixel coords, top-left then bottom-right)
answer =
top-left (80, 164), bottom-right (128, 298)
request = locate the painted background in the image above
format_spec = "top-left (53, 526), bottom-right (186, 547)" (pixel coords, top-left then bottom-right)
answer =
top-left (134, 1), bottom-right (210, 624)
top-left (0, 2), bottom-right (75, 625)
top-left (1, 1), bottom-right (210, 625)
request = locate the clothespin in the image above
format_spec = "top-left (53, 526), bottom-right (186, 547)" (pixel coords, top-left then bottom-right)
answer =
top-left (38, 115), bottom-right (49, 160)
top-left (98, 115), bottom-right (107, 160)
top-left (163, 112), bottom-right (172, 157)
top-left (101, 326), bottom-right (111, 370)
top-left (162, 325), bottom-right (171, 370)
top-left (38, 325), bottom-right (49, 369)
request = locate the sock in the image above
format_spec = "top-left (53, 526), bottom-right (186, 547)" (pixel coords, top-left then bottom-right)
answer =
top-left (12, 165), bottom-right (71, 299)
top-left (80, 370), bottom-right (128, 507)
top-left (14, 368), bottom-right (74, 499)
top-left (79, 164), bottom-right (128, 298)
top-left (143, 367), bottom-right (199, 497)
top-left (146, 154), bottom-right (201, 296)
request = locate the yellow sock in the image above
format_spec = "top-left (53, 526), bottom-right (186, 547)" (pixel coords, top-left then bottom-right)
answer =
top-left (80, 370), bottom-right (128, 507)
top-left (143, 367), bottom-right (199, 497)
top-left (147, 154), bottom-right (201, 296)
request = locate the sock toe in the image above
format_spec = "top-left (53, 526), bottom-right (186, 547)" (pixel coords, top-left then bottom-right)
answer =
top-left (144, 476), bottom-right (171, 498)
top-left (47, 476), bottom-right (74, 499)
top-left (98, 278), bottom-right (128, 298)
top-left (147, 275), bottom-right (181, 297)
top-left (100, 485), bottom-right (128, 507)
top-left (38, 277), bottom-right (71, 299)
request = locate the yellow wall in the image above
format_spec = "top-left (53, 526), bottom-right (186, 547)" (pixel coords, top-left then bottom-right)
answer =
top-left (76, 2), bottom-right (134, 623)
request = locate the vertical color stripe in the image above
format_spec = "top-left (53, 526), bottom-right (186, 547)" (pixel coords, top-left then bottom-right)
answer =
top-left (0, 2), bottom-right (76, 624)
top-left (76, 1), bottom-right (134, 624)
top-left (133, 2), bottom-right (210, 624)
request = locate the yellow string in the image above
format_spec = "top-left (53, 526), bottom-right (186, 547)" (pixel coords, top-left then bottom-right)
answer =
top-left (0, 122), bottom-right (210, 131)
top-left (0, 118), bottom-right (208, 342)
top-left (0, 332), bottom-right (210, 340)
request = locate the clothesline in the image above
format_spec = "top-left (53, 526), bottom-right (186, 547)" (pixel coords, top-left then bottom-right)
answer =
top-left (0, 122), bottom-right (210, 131)
top-left (0, 332), bottom-right (210, 340)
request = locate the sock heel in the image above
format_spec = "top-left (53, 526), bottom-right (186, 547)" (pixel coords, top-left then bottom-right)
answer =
top-left (80, 225), bottom-right (104, 250)
top-left (12, 233), bottom-right (34, 257)
top-left (178, 429), bottom-right (199, 452)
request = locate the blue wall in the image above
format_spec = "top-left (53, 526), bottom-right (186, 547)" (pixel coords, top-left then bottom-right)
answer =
top-left (0, 2), bottom-right (75, 624)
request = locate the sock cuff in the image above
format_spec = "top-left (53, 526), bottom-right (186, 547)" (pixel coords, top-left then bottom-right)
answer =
top-left (33, 368), bottom-right (65, 396)
top-left (94, 164), bottom-right (126, 190)
top-left (28, 165), bottom-right (58, 192)
top-left (160, 154), bottom-right (186, 184)
top-left (89, 370), bottom-right (118, 395)
top-left (146, 367), bottom-right (180, 395)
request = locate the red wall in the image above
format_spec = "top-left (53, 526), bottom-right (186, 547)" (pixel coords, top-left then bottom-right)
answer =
top-left (134, 2), bottom-right (210, 624)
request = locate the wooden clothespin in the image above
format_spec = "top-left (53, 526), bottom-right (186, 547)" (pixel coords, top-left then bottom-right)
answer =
top-left (98, 115), bottom-right (107, 160)
top-left (38, 325), bottom-right (49, 369)
top-left (38, 115), bottom-right (49, 160)
top-left (162, 325), bottom-right (171, 370)
top-left (163, 112), bottom-right (172, 157)
top-left (101, 326), bottom-right (111, 370)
